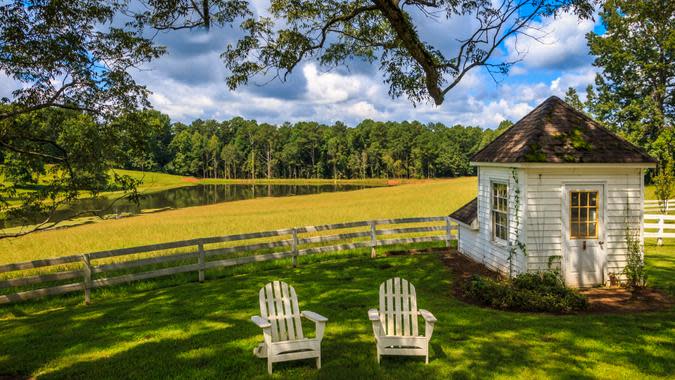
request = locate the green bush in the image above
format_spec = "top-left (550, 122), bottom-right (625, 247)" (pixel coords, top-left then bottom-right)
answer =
top-left (464, 272), bottom-right (588, 313)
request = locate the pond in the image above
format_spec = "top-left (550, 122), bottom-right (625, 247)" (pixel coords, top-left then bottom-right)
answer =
top-left (6, 183), bottom-right (376, 228)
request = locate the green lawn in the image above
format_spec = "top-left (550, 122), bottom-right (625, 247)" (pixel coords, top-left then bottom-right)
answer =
top-left (0, 239), bottom-right (673, 379)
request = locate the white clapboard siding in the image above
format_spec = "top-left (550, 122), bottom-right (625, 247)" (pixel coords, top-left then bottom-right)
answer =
top-left (252, 281), bottom-right (327, 374)
top-left (369, 278), bottom-right (435, 364)
top-left (463, 166), bottom-right (527, 276)
top-left (524, 167), bottom-right (644, 280)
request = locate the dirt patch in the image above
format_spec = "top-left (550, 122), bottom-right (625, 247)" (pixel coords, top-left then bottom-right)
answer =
top-left (438, 250), bottom-right (674, 314)
top-left (438, 250), bottom-right (502, 302)
top-left (579, 287), bottom-right (674, 313)
top-left (180, 177), bottom-right (199, 183)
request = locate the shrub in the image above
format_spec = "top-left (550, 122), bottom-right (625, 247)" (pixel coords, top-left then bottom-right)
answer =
top-left (464, 272), bottom-right (588, 313)
top-left (623, 228), bottom-right (647, 288)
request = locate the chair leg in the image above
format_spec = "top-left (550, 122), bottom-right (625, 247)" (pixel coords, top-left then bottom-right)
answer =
top-left (267, 359), bottom-right (273, 374)
top-left (316, 356), bottom-right (321, 369)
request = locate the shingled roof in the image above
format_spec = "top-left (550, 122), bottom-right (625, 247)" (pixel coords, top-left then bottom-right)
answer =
top-left (448, 198), bottom-right (478, 229)
top-left (471, 96), bottom-right (656, 164)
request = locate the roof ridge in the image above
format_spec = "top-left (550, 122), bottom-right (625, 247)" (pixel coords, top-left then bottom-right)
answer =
top-left (470, 95), bottom-right (656, 164)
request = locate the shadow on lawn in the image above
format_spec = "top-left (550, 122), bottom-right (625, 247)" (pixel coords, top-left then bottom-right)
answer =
top-left (0, 254), bottom-right (673, 379)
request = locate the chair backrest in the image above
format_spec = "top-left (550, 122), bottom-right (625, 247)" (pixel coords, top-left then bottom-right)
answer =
top-left (259, 281), bottom-right (304, 342)
top-left (379, 277), bottom-right (418, 336)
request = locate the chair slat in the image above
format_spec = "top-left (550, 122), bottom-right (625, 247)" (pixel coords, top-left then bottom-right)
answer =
top-left (281, 282), bottom-right (296, 340)
top-left (272, 281), bottom-right (288, 341)
top-left (410, 282), bottom-right (418, 336)
top-left (386, 278), bottom-right (394, 335)
top-left (290, 286), bottom-right (304, 339)
top-left (379, 282), bottom-right (386, 332)
top-left (402, 278), bottom-right (411, 336)
top-left (394, 278), bottom-right (402, 336)
top-left (264, 283), bottom-right (279, 342)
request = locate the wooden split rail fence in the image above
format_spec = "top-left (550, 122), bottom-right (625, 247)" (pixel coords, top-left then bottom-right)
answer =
top-left (0, 216), bottom-right (457, 305)
top-left (644, 214), bottom-right (675, 246)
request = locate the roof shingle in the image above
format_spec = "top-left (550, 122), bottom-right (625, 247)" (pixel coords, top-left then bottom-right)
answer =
top-left (471, 96), bottom-right (656, 164)
top-left (448, 198), bottom-right (477, 228)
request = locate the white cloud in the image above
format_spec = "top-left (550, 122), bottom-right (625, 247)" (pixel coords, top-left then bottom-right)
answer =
top-left (505, 11), bottom-right (597, 71)
top-left (549, 67), bottom-right (597, 95)
top-left (303, 64), bottom-right (371, 104)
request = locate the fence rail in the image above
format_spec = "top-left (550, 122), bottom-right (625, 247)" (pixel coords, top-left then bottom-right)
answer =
top-left (644, 213), bottom-right (675, 246)
top-left (644, 199), bottom-right (673, 213)
top-left (0, 216), bottom-right (456, 305)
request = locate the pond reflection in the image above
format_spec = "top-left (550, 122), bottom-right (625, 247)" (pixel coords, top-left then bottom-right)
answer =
top-left (7, 183), bottom-right (375, 228)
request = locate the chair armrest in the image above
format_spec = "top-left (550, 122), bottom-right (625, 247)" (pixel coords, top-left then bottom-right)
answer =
top-left (419, 309), bottom-right (437, 323)
top-left (302, 310), bottom-right (328, 323)
top-left (251, 315), bottom-right (271, 329)
top-left (368, 308), bottom-right (380, 321)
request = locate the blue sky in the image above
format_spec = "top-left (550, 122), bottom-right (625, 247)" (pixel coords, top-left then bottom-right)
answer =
top-left (0, 3), bottom-right (603, 130)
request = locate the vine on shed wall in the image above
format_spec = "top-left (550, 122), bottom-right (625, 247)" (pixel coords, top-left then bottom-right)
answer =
top-left (508, 168), bottom-right (528, 277)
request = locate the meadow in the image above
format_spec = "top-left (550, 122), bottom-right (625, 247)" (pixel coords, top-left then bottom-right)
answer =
top-left (0, 177), bottom-right (476, 264)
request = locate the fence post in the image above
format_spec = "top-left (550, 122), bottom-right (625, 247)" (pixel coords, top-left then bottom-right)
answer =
top-left (657, 216), bottom-right (664, 247)
top-left (82, 254), bottom-right (92, 304)
top-left (444, 216), bottom-right (452, 248)
top-left (370, 221), bottom-right (377, 258)
top-left (198, 242), bottom-right (205, 282)
top-left (292, 228), bottom-right (298, 268)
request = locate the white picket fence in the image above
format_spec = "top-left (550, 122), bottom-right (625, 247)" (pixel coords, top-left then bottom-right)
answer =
top-left (644, 199), bottom-right (673, 214)
top-left (644, 214), bottom-right (675, 246)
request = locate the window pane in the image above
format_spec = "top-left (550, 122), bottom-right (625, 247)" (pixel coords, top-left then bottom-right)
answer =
top-left (571, 207), bottom-right (579, 222)
top-left (580, 207), bottom-right (587, 221)
top-left (589, 207), bottom-right (597, 221)
top-left (580, 223), bottom-right (587, 236)
top-left (571, 223), bottom-right (579, 237)
top-left (589, 192), bottom-right (597, 207)
top-left (588, 222), bottom-right (596, 237)
top-left (572, 192), bottom-right (579, 206)
top-left (492, 183), bottom-right (508, 241)
top-left (580, 192), bottom-right (588, 206)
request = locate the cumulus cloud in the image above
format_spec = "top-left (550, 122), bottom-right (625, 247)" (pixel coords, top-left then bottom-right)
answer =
top-left (505, 11), bottom-right (597, 71)
top-left (0, 4), bottom-right (603, 131)
top-left (303, 64), bottom-right (369, 104)
top-left (549, 67), bottom-right (597, 95)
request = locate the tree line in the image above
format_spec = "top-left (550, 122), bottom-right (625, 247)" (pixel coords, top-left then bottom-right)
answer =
top-left (112, 111), bottom-right (512, 180)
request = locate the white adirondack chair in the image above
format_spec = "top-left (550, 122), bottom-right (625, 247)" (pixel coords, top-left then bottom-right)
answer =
top-left (251, 280), bottom-right (328, 374)
top-left (368, 277), bottom-right (437, 364)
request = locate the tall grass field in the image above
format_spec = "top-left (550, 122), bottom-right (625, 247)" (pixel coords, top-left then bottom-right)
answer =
top-left (0, 177), bottom-right (476, 264)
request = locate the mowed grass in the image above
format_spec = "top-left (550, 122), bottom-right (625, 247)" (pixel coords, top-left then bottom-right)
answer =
top-left (0, 243), bottom-right (673, 380)
top-left (0, 177), bottom-right (476, 264)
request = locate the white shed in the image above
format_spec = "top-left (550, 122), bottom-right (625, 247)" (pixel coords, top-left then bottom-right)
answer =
top-left (449, 96), bottom-right (656, 287)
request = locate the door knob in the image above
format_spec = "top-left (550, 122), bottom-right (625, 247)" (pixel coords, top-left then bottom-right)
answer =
top-left (599, 241), bottom-right (604, 249)
top-left (583, 241), bottom-right (586, 250)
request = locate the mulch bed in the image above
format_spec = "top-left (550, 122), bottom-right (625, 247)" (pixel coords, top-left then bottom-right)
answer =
top-left (437, 250), bottom-right (673, 314)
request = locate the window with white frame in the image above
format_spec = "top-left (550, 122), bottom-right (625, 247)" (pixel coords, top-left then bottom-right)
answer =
top-left (491, 182), bottom-right (508, 241)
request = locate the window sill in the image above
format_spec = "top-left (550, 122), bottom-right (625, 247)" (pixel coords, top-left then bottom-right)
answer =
top-left (491, 239), bottom-right (509, 248)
